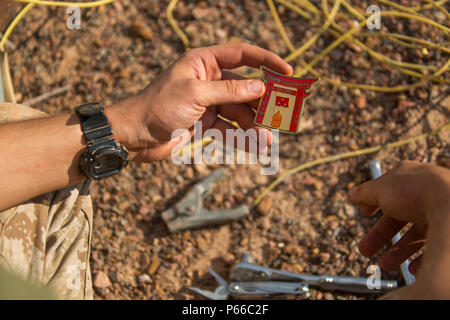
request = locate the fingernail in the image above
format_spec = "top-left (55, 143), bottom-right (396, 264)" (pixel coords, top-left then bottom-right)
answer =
top-left (287, 64), bottom-right (294, 76)
top-left (248, 80), bottom-right (264, 93)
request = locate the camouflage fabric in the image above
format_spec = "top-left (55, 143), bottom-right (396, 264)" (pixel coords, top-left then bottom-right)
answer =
top-left (0, 102), bottom-right (94, 300)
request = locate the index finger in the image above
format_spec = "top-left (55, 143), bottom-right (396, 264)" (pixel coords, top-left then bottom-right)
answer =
top-left (348, 178), bottom-right (383, 210)
top-left (208, 43), bottom-right (293, 75)
top-left (358, 215), bottom-right (407, 257)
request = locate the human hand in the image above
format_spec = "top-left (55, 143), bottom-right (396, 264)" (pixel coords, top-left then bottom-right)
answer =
top-left (348, 160), bottom-right (450, 274)
top-left (106, 43), bottom-right (292, 162)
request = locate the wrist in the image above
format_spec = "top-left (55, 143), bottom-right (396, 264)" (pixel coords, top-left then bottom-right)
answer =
top-left (104, 101), bottom-right (139, 161)
top-left (104, 94), bottom-right (166, 162)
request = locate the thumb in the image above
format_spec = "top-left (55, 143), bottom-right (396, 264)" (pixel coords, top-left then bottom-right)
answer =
top-left (193, 79), bottom-right (265, 106)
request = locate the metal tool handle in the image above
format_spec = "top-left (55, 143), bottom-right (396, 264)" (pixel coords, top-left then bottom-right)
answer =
top-left (315, 275), bottom-right (397, 294)
top-left (228, 281), bottom-right (309, 296)
top-left (172, 168), bottom-right (225, 214)
top-left (166, 204), bottom-right (249, 233)
top-left (193, 168), bottom-right (226, 198)
top-left (231, 263), bottom-right (397, 294)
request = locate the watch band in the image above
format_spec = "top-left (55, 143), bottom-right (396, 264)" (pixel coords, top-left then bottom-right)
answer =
top-left (75, 102), bottom-right (129, 180)
top-left (76, 102), bottom-right (116, 152)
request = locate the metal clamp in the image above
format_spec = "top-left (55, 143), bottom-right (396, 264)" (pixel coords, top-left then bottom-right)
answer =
top-left (187, 267), bottom-right (309, 300)
top-left (162, 168), bottom-right (250, 233)
top-left (230, 254), bottom-right (397, 295)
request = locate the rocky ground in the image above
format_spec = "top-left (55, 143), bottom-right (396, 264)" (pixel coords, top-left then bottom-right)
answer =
top-left (6, 0), bottom-right (450, 299)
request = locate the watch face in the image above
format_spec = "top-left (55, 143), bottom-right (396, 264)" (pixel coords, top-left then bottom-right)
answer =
top-left (93, 150), bottom-right (125, 175)
top-left (81, 145), bottom-right (128, 180)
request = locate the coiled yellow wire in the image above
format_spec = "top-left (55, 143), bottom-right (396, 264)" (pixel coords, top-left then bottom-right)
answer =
top-left (1, 0), bottom-right (116, 50)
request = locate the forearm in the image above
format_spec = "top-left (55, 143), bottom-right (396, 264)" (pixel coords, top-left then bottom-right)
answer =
top-left (0, 113), bottom-right (86, 211)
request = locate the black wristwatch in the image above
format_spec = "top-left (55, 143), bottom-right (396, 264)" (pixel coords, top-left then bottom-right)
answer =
top-left (75, 102), bottom-right (129, 180)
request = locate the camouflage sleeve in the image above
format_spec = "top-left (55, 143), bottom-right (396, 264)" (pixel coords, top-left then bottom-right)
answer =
top-left (0, 103), bottom-right (94, 300)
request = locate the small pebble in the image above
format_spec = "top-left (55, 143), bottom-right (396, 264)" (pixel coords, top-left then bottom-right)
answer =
top-left (256, 196), bottom-right (272, 215)
top-left (94, 271), bottom-right (112, 289)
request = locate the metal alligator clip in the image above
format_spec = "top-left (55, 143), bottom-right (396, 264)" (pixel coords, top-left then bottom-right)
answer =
top-left (230, 254), bottom-right (397, 294)
top-left (162, 168), bottom-right (250, 233)
top-left (186, 267), bottom-right (309, 300)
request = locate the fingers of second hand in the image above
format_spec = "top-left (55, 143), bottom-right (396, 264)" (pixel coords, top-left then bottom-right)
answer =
top-left (348, 179), bottom-right (381, 209)
top-left (359, 204), bottom-right (380, 215)
top-left (408, 253), bottom-right (423, 275)
top-left (379, 224), bottom-right (426, 271)
top-left (358, 215), bottom-right (407, 258)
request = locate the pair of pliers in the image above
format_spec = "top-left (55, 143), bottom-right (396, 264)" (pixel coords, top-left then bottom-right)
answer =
top-left (186, 267), bottom-right (309, 300)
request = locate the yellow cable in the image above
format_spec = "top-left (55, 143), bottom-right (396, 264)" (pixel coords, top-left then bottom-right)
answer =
top-left (1, 0), bottom-right (116, 50)
top-left (295, 10), bottom-right (449, 78)
top-left (275, 0), bottom-right (311, 20)
top-left (167, 0), bottom-right (190, 50)
top-left (355, 32), bottom-right (450, 54)
top-left (283, 0), bottom-right (342, 63)
top-left (266, 0), bottom-right (296, 52)
top-left (334, 5), bottom-right (442, 72)
top-left (376, 0), bottom-right (418, 15)
top-left (322, 1), bottom-right (448, 81)
top-left (295, 20), bottom-right (366, 77)
top-left (16, 0), bottom-right (115, 8)
top-left (341, 0), bottom-right (367, 19)
top-left (380, 11), bottom-right (449, 34)
top-left (424, 0), bottom-right (450, 18)
top-left (314, 0), bottom-right (449, 85)
top-left (298, 58), bottom-right (450, 92)
top-left (292, 0), bottom-right (320, 15)
top-left (380, 0), bottom-right (449, 13)
top-left (236, 0), bottom-right (450, 88)
top-left (289, 0), bottom-right (450, 90)
top-left (0, 3), bottom-right (35, 50)
top-left (414, 0), bottom-right (448, 11)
